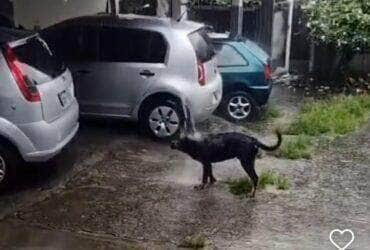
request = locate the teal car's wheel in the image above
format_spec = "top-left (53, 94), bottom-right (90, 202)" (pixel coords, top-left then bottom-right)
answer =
top-left (221, 91), bottom-right (258, 122)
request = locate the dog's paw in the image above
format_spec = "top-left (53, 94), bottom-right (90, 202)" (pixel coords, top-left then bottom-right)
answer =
top-left (194, 184), bottom-right (206, 190)
top-left (246, 192), bottom-right (257, 199)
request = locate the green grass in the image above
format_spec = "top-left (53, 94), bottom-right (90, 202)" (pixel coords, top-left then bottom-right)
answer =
top-left (242, 105), bottom-right (281, 132)
top-left (225, 170), bottom-right (290, 196)
top-left (261, 105), bottom-right (281, 121)
top-left (259, 170), bottom-right (290, 190)
top-left (279, 135), bottom-right (313, 160)
top-left (178, 234), bottom-right (211, 249)
top-left (287, 95), bottom-right (370, 136)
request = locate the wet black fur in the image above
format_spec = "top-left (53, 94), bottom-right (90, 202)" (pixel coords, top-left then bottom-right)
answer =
top-left (171, 131), bottom-right (282, 197)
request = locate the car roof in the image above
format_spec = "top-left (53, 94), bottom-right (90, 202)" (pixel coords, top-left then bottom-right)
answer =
top-left (0, 27), bottom-right (36, 44)
top-left (46, 14), bottom-right (204, 34)
top-left (209, 32), bottom-right (270, 64)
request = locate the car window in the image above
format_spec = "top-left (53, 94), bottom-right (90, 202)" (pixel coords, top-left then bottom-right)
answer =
top-left (99, 26), bottom-right (167, 63)
top-left (11, 36), bottom-right (66, 83)
top-left (42, 24), bottom-right (98, 62)
top-left (214, 44), bottom-right (248, 67)
top-left (188, 28), bottom-right (215, 63)
top-left (79, 25), bottom-right (99, 61)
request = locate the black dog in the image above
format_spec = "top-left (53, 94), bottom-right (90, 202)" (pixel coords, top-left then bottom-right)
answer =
top-left (171, 130), bottom-right (282, 197)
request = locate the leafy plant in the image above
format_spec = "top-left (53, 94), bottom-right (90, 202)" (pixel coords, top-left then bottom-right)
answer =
top-left (279, 135), bottom-right (313, 160)
top-left (303, 0), bottom-right (370, 77)
top-left (225, 170), bottom-right (290, 196)
top-left (190, 0), bottom-right (261, 8)
top-left (287, 95), bottom-right (370, 136)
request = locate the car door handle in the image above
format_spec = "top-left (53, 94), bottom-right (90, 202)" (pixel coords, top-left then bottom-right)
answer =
top-left (139, 70), bottom-right (155, 77)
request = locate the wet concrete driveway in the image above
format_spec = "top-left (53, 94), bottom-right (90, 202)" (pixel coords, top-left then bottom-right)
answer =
top-left (0, 86), bottom-right (369, 249)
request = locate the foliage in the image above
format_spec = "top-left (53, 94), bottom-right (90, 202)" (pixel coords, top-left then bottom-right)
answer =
top-left (190, 0), bottom-right (261, 8)
top-left (259, 170), bottom-right (290, 190)
top-left (178, 234), bottom-right (212, 249)
top-left (303, 0), bottom-right (370, 53)
top-left (261, 105), bottom-right (281, 120)
top-left (225, 170), bottom-right (290, 196)
top-left (287, 95), bottom-right (370, 136)
top-left (279, 135), bottom-right (313, 160)
top-left (346, 74), bottom-right (370, 91)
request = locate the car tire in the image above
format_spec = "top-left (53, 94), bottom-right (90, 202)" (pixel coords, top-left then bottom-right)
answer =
top-left (140, 99), bottom-right (184, 140)
top-left (0, 144), bottom-right (19, 191)
top-left (220, 91), bottom-right (258, 122)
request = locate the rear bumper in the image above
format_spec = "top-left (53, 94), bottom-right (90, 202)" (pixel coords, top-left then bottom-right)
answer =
top-left (19, 100), bottom-right (79, 162)
top-left (248, 81), bottom-right (272, 106)
top-left (24, 123), bottom-right (79, 162)
top-left (188, 74), bottom-right (223, 122)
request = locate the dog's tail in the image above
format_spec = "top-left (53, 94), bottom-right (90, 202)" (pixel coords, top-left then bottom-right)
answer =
top-left (255, 130), bottom-right (282, 151)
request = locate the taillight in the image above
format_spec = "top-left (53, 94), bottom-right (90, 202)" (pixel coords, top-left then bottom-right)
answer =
top-left (3, 45), bottom-right (41, 102)
top-left (197, 61), bottom-right (206, 86)
top-left (265, 64), bottom-right (272, 81)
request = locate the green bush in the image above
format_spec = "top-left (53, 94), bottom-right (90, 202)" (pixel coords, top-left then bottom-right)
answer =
top-left (287, 95), bottom-right (370, 136)
top-left (279, 135), bottom-right (313, 160)
top-left (225, 170), bottom-right (289, 196)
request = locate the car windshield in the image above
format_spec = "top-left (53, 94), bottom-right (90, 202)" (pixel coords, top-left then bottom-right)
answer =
top-left (188, 28), bottom-right (216, 63)
top-left (11, 36), bottom-right (66, 84)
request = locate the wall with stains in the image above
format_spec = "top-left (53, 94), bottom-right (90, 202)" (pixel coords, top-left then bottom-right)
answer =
top-left (13, 0), bottom-right (107, 29)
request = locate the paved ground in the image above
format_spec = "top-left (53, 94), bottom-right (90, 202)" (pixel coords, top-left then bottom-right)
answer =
top-left (0, 85), bottom-right (369, 249)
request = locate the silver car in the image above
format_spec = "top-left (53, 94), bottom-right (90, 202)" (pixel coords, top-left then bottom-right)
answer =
top-left (0, 28), bottom-right (79, 188)
top-left (41, 14), bottom-right (222, 139)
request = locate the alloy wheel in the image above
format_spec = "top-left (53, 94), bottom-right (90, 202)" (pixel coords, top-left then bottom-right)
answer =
top-left (149, 106), bottom-right (180, 138)
top-left (228, 95), bottom-right (252, 120)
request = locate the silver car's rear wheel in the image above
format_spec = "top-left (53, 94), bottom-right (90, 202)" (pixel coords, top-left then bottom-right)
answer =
top-left (149, 106), bottom-right (180, 138)
top-left (0, 155), bottom-right (6, 184)
top-left (228, 95), bottom-right (252, 120)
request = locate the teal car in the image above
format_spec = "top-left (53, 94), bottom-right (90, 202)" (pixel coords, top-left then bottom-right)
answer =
top-left (211, 36), bottom-right (272, 122)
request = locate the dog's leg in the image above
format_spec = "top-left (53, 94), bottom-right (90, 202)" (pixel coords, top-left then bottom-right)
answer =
top-left (241, 159), bottom-right (259, 198)
top-left (209, 164), bottom-right (217, 184)
top-left (194, 163), bottom-right (209, 190)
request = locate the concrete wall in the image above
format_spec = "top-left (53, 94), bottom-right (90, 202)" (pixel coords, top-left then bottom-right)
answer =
top-left (12, 0), bottom-right (184, 29)
top-left (13, 0), bottom-right (107, 29)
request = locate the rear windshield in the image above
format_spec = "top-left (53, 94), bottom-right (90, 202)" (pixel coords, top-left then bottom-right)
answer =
top-left (12, 37), bottom-right (66, 83)
top-left (188, 29), bottom-right (215, 63)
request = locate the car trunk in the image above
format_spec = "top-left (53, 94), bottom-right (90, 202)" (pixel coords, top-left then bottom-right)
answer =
top-left (7, 36), bottom-right (74, 123)
top-left (188, 28), bottom-right (218, 85)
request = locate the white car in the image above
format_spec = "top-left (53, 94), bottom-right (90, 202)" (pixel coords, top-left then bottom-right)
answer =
top-left (0, 27), bottom-right (79, 189)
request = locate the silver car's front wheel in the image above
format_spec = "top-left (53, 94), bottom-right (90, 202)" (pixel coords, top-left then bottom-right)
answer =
top-left (0, 155), bottom-right (6, 184)
top-left (149, 106), bottom-right (180, 138)
top-left (141, 99), bottom-right (183, 139)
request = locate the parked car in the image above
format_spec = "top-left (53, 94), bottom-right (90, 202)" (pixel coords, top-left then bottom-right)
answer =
top-left (209, 33), bottom-right (272, 122)
top-left (0, 27), bottom-right (79, 189)
top-left (41, 14), bottom-right (222, 139)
